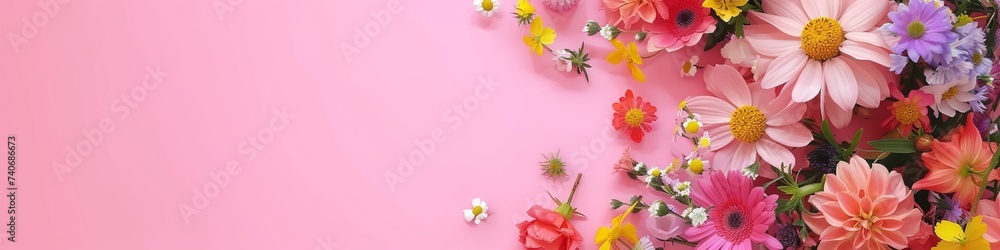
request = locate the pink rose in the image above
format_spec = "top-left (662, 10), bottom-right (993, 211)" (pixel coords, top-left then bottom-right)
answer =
top-left (516, 205), bottom-right (583, 250)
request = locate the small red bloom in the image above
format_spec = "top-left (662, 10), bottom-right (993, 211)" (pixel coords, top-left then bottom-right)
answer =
top-left (612, 89), bottom-right (658, 143)
top-left (882, 89), bottom-right (933, 136)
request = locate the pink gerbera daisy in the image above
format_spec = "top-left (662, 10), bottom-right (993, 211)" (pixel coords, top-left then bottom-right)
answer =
top-left (644, 0), bottom-right (716, 52)
top-left (686, 65), bottom-right (810, 171)
top-left (743, 0), bottom-right (893, 128)
top-left (684, 171), bottom-right (782, 250)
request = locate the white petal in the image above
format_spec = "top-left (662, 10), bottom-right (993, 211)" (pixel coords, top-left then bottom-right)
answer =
top-left (464, 210), bottom-right (475, 222)
top-left (472, 198), bottom-right (481, 207)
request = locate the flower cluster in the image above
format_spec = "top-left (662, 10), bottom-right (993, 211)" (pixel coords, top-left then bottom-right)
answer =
top-left (490, 0), bottom-right (1000, 249)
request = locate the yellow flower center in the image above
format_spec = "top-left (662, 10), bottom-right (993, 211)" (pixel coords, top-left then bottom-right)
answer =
top-left (678, 100), bottom-right (688, 110)
top-left (650, 168), bottom-right (662, 177)
top-left (942, 87), bottom-right (959, 101)
top-left (683, 61), bottom-right (694, 73)
top-left (907, 22), bottom-right (926, 38)
top-left (892, 101), bottom-right (921, 125)
top-left (482, 0), bottom-right (494, 11)
top-left (973, 52), bottom-right (984, 65)
top-left (684, 120), bottom-right (700, 134)
top-left (698, 137), bottom-right (711, 148)
top-left (689, 158), bottom-right (704, 174)
top-left (729, 106), bottom-right (767, 143)
top-left (625, 108), bottom-right (645, 127)
top-left (472, 205), bottom-right (484, 215)
top-left (800, 17), bottom-right (845, 61)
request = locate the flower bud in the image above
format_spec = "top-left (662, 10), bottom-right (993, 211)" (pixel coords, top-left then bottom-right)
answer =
top-left (915, 134), bottom-right (934, 152)
top-left (583, 20), bottom-right (600, 36)
top-left (634, 32), bottom-right (648, 42)
top-left (853, 106), bottom-right (871, 119)
top-left (647, 201), bottom-right (670, 217)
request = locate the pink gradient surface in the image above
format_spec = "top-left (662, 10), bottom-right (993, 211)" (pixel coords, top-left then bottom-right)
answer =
top-left (0, 1), bottom-right (885, 249)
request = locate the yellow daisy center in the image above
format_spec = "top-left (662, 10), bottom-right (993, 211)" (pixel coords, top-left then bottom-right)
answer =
top-left (689, 158), bottom-right (704, 174)
top-left (482, 0), bottom-right (494, 11)
top-left (907, 22), bottom-right (926, 38)
top-left (625, 108), bottom-right (645, 127)
top-left (800, 17), bottom-right (845, 61)
top-left (472, 205), bottom-right (484, 215)
top-left (729, 106), bottom-right (767, 143)
top-left (650, 168), bottom-right (662, 177)
top-left (942, 87), bottom-right (958, 101)
top-left (973, 52), bottom-right (984, 65)
top-left (892, 101), bottom-right (921, 125)
top-left (683, 61), bottom-right (694, 73)
top-left (684, 120), bottom-right (700, 134)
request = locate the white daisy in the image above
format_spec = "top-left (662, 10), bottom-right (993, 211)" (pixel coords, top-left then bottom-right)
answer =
top-left (681, 56), bottom-right (699, 77)
top-left (672, 181), bottom-right (692, 197)
top-left (633, 236), bottom-right (655, 250)
top-left (644, 167), bottom-right (662, 184)
top-left (463, 198), bottom-right (489, 224)
top-left (920, 76), bottom-right (977, 117)
top-left (473, 0), bottom-right (500, 17)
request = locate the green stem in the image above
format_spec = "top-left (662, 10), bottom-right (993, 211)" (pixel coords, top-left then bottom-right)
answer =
top-left (971, 144), bottom-right (1000, 214)
top-left (797, 183), bottom-right (824, 197)
top-left (565, 173), bottom-right (582, 205)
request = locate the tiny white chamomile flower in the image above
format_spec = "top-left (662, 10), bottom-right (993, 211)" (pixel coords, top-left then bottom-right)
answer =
top-left (686, 207), bottom-right (708, 226)
top-left (473, 0), bottom-right (500, 17)
top-left (672, 181), bottom-right (692, 197)
top-left (463, 198), bottom-right (489, 224)
top-left (681, 56), bottom-right (699, 77)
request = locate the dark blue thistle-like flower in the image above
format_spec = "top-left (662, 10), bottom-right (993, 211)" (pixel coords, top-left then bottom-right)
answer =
top-left (776, 223), bottom-right (802, 250)
top-left (808, 145), bottom-right (839, 174)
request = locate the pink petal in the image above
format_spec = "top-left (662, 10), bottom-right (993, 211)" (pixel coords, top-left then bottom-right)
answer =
top-left (687, 96), bottom-right (736, 124)
top-left (712, 143), bottom-right (741, 172)
top-left (793, 60), bottom-right (824, 102)
top-left (820, 88), bottom-right (854, 128)
top-left (866, 163), bottom-right (891, 198)
top-left (765, 124), bottom-right (811, 147)
top-left (765, 101), bottom-right (807, 127)
top-left (707, 125), bottom-right (735, 150)
top-left (760, 51), bottom-right (808, 89)
top-left (823, 57), bottom-right (859, 111)
top-left (749, 11), bottom-right (804, 37)
top-left (802, 0), bottom-right (844, 20)
top-left (744, 25), bottom-right (800, 57)
top-left (750, 83), bottom-right (777, 109)
top-left (846, 60), bottom-right (885, 108)
top-left (839, 0), bottom-right (888, 32)
top-left (731, 142), bottom-right (757, 171)
top-left (840, 40), bottom-right (892, 67)
top-left (756, 139), bottom-right (796, 167)
top-left (763, 0), bottom-right (809, 23)
top-left (845, 32), bottom-right (889, 49)
top-left (704, 65), bottom-right (752, 106)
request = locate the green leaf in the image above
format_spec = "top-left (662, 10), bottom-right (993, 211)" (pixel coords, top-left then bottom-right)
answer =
top-left (868, 138), bottom-right (916, 153)
top-left (843, 128), bottom-right (863, 160)
top-left (610, 199), bottom-right (625, 209)
top-left (821, 120), bottom-right (843, 152)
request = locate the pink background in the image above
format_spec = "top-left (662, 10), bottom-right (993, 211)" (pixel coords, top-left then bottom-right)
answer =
top-left (0, 0), bottom-right (877, 249)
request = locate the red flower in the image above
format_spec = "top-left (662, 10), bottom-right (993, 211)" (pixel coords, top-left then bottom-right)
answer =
top-left (882, 88), bottom-right (933, 136)
top-left (612, 89), bottom-right (658, 143)
top-left (516, 205), bottom-right (583, 250)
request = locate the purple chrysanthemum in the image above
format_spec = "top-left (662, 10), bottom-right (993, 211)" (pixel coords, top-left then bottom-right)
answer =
top-left (887, 0), bottom-right (958, 64)
top-left (974, 111), bottom-right (992, 135)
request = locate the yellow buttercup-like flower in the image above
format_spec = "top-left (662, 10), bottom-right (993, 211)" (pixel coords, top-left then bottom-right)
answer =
top-left (606, 39), bottom-right (645, 82)
top-left (595, 200), bottom-right (639, 250)
top-left (933, 215), bottom-right (989, 250)
top-left (702, 0), bottom-right (748, 22)
top-left (523, 17), bottom-right (555, 56)
top-left (514, 0), bottom-right (535, 25)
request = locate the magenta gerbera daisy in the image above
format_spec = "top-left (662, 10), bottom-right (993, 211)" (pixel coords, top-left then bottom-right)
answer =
top-left (684, 171), bottom-right (782, 250)
top-left (644, 0), bottom-right (716, 52)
